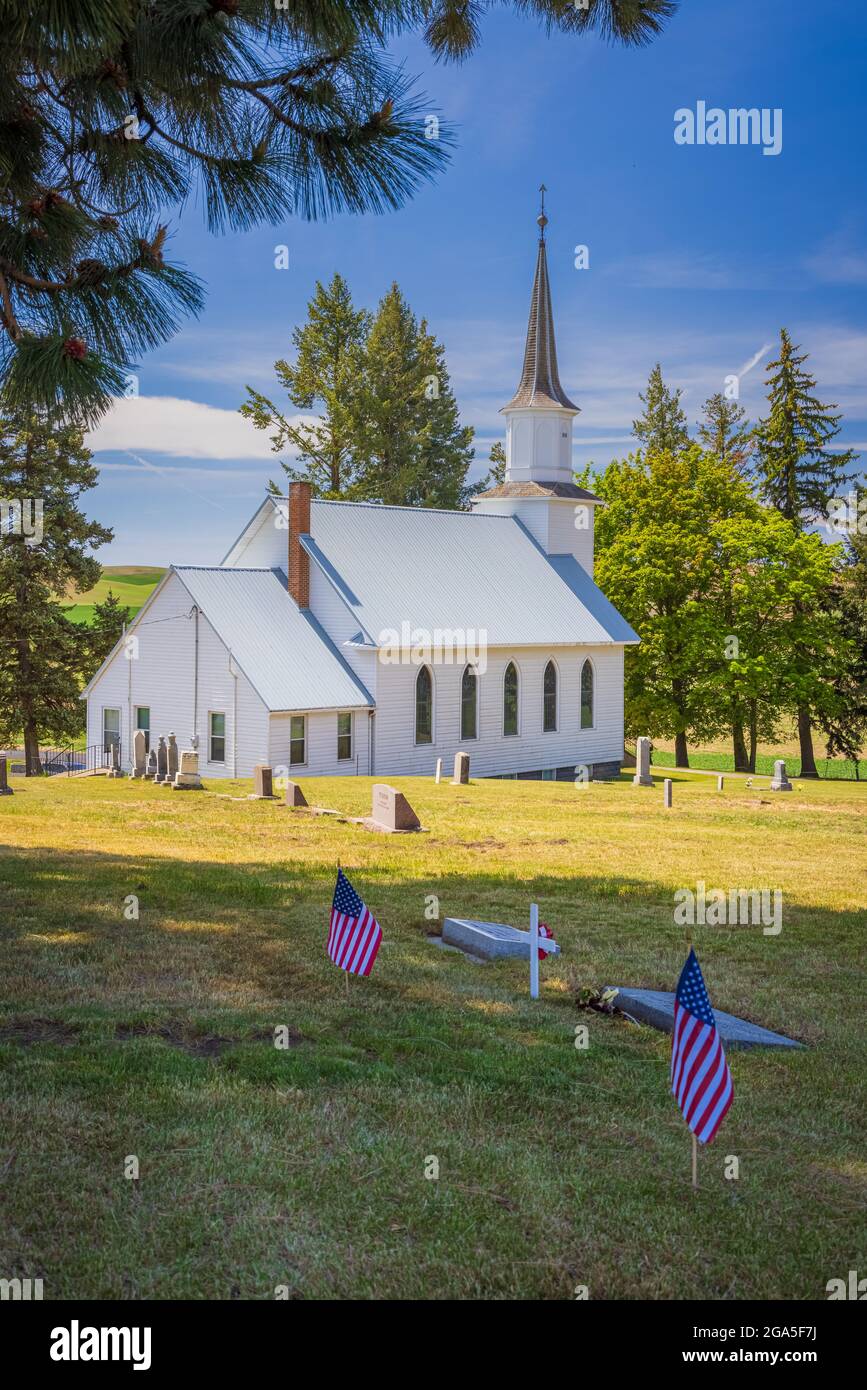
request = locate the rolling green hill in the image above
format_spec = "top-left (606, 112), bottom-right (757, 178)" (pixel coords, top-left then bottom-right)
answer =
top-left (64, 566), bottom-right (166, 625)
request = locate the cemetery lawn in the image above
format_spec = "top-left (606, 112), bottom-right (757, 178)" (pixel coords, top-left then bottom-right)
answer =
top-left (1, 772), bottom-right (864, 1301)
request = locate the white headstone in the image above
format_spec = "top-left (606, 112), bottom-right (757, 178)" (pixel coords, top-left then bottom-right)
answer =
top-left (132, 729), bottom-right (147, 778)
top-left (770, 759), bottom-right (793, 792)
top-left (717, 775), bottom-right (724, 791)
top-left (632, 736), bottom-right (653, 787)
top-left (663, 778), bottom-right (672, 808)
top-left (435, 758), bottom-right (442, 784)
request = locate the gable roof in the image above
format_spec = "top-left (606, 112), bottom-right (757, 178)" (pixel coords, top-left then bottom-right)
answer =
top-left (279, 498), bottom-right (638, 647)
top-left (173, 566), bottom-right (373, 711)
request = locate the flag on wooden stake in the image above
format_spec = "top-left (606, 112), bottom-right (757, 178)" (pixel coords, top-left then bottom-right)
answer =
top-left (327, 868), bottom-right (382, 977)
top-left (670, 948), bottom-right (733, 1145)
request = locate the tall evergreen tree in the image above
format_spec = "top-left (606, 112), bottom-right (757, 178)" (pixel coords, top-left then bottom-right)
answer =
top-left (241, 274), bottom-right (369, 497)
top-left (632, 363), bottom-right (690, 453)
top-left (755, 330), bottom-right (856, 522)
top-left (0, 410), bottom-right (110, 771)
top-left (86, 589), bottom-right (130, 675)
top-left (0, 1), bottom-right (673, 423)
top-left (755, 329), bottom-right (858, 775)
top-left (355, 283), bottom-right (475, 507)
top-left (698, 391), bottom-right (753, 474)
top-left (821, 484), bottom-right (867, 775)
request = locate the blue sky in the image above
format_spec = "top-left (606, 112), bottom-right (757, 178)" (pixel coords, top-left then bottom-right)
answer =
top-left (87, 0), bottom-right (867, 565)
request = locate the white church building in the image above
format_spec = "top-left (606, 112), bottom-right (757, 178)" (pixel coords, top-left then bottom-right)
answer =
top-left (83, 210), bottom-right (638, 781)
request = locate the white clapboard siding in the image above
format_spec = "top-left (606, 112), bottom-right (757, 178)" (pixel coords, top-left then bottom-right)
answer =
top-left (371, 644), bottom-right (623, 778)
top-left (269, 707), bottom-right (371, 777)
top-left (308, 562), bottom-right (377, 696)
top-left (224, 501), bottom-right (285, 570)
top-left (85, 572), bottom-right (270, 777)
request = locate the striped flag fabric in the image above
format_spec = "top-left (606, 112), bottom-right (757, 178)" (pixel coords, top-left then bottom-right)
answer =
top-left (670, 948), bottom-right (733, 1145)
top-left (327, 868), bottom-right (382, 977)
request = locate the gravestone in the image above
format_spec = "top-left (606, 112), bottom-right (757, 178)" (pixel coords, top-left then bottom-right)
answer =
top-left (717, 775), bottom-right (724, 791)
top-left (435, 758), bottom-right (442, 784)
top-left (253, 764), bottom-right (274, 798)
top-left (154, 735), bottom-right (168, 784)
top-left (106, 742), bottom-right (125, 778)
top-left (770, 759), bottom-right (793, 792)
top-left (370, 783), bottom-right (421, 832)
top-left (145, 749), bottom-right (158, 781)
top-left (131, 730), bottom-right (147, 778)
top-left (452, 750), bottom-right (470, 784)
top-left (0, 756), bottom-right (13, 796)
top-left (172, 749), bottom-right (203, 790)
top-left (442, 918), bottom-right (561, 963)
top-left (162, 733), bottom-right (179, 788)
top-left (632, 736), bottom-right (653, 787)
top-left (285, 781), bottom-right (308, 808)
top-left (605, 986), bottom-right (804, 1050)
top-left (663, 778), bottom-right (672, 808)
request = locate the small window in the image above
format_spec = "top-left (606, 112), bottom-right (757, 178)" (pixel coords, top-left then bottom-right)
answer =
top-left (415, 666), bottom-right (433, 744)
top-left (503, 662), bottom-right (518, 736)
top-left (543, 661), bottom-right (557, 732)
top-left (135, 706), bottom-right (150, 753)
top-left (103, 707), bottom-right (121, 752)
top-left (580, 660), bottom-right (594, 730)
top-left (541, 768), bottom-right (555, 781)
top-left (337, 712), bottom-right (353, 761)
top-left (209, 712), bottom-right (226, 763)
top-left (290, 714), bottom-right (306, 766)
top-left (461, 665), bottom-right (478, 740)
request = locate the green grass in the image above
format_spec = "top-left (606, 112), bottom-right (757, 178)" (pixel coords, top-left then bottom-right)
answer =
top-left (63, 566), bottom-right (166, 626)
top-left (1, 772), bottom-right (864, 1300)
top-left (650, 747), bottom-right (867, 781)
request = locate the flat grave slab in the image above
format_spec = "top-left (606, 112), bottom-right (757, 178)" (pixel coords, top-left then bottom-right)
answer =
top-left (443, 918), bottom-right (561, 962)
top-left (606, 986), bottom-right (804, 1050)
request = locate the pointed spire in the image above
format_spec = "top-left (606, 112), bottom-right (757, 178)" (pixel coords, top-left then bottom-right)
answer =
top-left (503, 188), bottom-right (577, 413)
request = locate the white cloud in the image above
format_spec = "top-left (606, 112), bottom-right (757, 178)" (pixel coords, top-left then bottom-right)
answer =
top-left (86, 395), bottom-right (310, 460)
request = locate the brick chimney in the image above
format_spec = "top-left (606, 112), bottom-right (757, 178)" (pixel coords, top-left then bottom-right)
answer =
top-left (287, 481), bottom-right (311, 608)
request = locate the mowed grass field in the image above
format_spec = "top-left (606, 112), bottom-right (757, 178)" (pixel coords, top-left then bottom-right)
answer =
top-left (0, 771), bottom-right (864, 1300)
top-left (63, 565), bottom-right (166, 626)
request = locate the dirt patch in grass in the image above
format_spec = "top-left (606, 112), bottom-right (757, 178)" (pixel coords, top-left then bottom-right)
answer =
top-left (113, 1022), bottom-right (304, 1057)
top-left (0, 1017), bottom-right (81, 1046)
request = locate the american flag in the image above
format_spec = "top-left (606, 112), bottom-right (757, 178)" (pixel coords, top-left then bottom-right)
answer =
top-left (327, 868), bottom-right (382, 977)
top-left (670, 948), bottom-right (733, 1145)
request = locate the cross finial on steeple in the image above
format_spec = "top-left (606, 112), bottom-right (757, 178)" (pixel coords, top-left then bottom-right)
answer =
top-left (537, 182), bottom-right (548, 240)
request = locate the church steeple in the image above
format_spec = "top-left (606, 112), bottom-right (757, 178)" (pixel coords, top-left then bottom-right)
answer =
top-left (504, 186), bottom-right (578, 413)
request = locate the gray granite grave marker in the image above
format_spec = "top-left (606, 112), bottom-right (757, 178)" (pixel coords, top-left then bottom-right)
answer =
top-left (253, 764), bottom-right (274, 798)
top-left (442, 918), bottom-right (561, 962)
top-left (285, 780), bottom-right (308, 808)
top-left (632, 736), bottom-right (653, 787)
top-left (131, 729), bottom-right (147, 778)
top-left (145, 749), bottom-right (158, 781)
top-left (172, 749), bottom-right (204, 791)
top-left (663, 777), bottom-right (672, 808)
top-left (770, 759), bottom-right (793, 792)
top-left (370, 782), bottom-right (420, 832)
top-left (0, 755), bottom-right (12, 795)
top-left (154, 735), bottom-right (168, 784)
top-left (452, 751), bottom-right (470, 784)
top-left (605, 986), bottom-right (804, 1050)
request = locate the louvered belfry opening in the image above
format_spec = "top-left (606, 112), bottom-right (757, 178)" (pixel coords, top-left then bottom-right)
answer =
top-left (288, 480), bottom-right (311, 608)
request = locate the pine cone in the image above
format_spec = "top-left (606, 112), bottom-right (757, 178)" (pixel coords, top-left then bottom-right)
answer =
top-left (76, 259), bottom-right (108, 286)
top-left (62, 338), bottom-right (88, 361)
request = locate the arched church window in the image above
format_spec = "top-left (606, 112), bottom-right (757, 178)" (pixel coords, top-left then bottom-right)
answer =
top-left (415, 665), bottom-right (433, 744)
top-left (503, 662), bottom-right (518, 736)
top-left (543, 661), bottom-right (557, 732)
top-left (580, 659), bottom-right (594, 730)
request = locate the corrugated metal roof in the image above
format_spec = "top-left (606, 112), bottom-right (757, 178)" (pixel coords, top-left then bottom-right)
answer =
top-left (283, 499), bottom-right (637, 647)
top-left (173, 566), bottom-right (373, 711)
